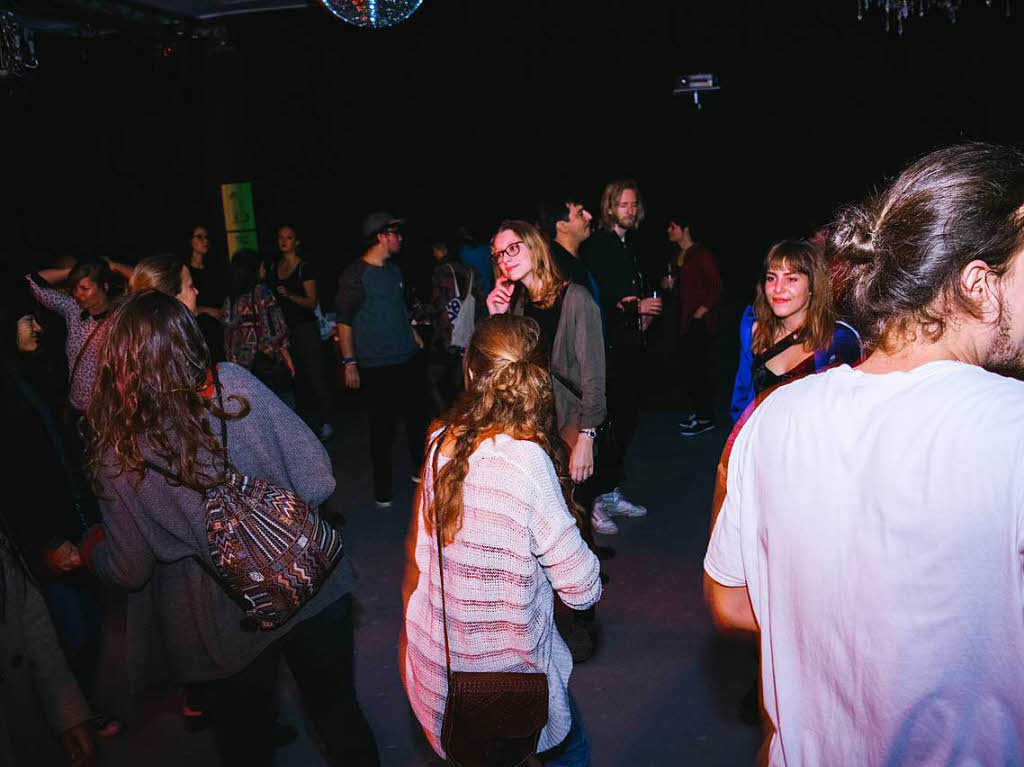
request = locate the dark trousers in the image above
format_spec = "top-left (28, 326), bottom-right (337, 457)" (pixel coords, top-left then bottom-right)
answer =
top-left (46, 575), bottom-right (103, 698)
top-left (427, 348), bottom-right (464, 418)
top-left (205, 594), bottom-right (380, 767)
top-left (361, 358), bottom-right (428, 500)
top-left (680, 318), bottom-right (716, 422)
top-left (290, 321), bottom-right (332, 430)
top-left (591, 343), bottom-right (643, 496)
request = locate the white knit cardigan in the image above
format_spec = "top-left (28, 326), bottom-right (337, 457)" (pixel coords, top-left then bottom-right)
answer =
top-left (402, 434), bottom-right (602, 757)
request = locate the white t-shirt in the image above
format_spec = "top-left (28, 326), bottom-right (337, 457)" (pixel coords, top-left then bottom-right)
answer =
top-left (705, 361), bottom-right (1024, 767)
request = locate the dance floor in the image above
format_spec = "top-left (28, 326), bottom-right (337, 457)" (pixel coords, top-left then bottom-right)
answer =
top-left (99, 384), bottom-right (763, 766)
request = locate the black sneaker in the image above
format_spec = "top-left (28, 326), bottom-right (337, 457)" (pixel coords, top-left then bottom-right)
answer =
top-left (679, 420), bottom-right (715, 437)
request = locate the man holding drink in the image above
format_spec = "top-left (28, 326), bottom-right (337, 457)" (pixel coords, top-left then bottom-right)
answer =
top-left (578, 179), bottom-right (660, 533)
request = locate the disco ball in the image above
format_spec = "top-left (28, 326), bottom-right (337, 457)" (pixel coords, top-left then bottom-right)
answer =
top-left (318, 0), bottom-right (424, 28)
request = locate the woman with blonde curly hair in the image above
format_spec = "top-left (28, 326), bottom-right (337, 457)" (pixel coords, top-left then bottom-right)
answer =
top-left (402, 314), bottom-right (601, 766)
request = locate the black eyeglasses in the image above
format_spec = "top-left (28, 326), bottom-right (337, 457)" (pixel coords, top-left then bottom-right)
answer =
top-left (491, 240), bottom-right (523, 264)
top-left (193, 233), bottom-right (209, 241)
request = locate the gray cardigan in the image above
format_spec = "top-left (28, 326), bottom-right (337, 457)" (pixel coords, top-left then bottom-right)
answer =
top-left (90, 363), bottom-right (355, 682)
top-left (513, 283), bottom-right (606, 433)
top-left (0, 542), bottom-right (91, 767)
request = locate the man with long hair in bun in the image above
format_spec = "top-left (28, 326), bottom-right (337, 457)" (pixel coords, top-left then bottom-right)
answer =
top-left (705, 143), bottom-right (1024, 766)
top-left (403, 314), bottom-right (601, 766)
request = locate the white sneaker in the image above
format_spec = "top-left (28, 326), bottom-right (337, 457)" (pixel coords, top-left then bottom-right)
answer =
top-left (591, 501), bottom-right (619, 535)
top-left (604, 489), bottom-right (648, 518)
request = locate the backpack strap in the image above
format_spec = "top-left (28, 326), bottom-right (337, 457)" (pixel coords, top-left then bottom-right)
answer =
top-left (211, 366), bottom-right (230, 474)
top-left (142, 366), bottom-right (231, 483)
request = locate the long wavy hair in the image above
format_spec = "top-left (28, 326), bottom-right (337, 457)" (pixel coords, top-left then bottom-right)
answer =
top-left (87, 291), bottom-right (249, 491)
top-left (493, 219), bottom-right (568, 310)
top-left (424, 314), bottom-right (577, 546)
top-left (751, 239), bottom-right (835, 355)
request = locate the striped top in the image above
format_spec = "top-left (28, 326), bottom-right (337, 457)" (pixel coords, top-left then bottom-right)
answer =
top-left (402, 434), bottom-right (601, 757)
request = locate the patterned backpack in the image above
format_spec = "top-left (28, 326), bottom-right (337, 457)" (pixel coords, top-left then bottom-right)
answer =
top-left (146, 374), bottom-right (342, 630)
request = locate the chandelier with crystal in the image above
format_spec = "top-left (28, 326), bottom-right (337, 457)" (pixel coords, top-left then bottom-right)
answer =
top-left (0, 12), bottom-right (38, 78)
top-left (317, 0), bottom-right (424, 29)
top-left (857, 0), bottom-right (1010, 34)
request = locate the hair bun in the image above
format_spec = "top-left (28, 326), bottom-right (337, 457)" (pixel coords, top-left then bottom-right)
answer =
top-left (831, 206), bottom-right (878, 266)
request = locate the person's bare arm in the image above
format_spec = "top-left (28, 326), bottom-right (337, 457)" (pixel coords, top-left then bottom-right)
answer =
top-left (336, 323), bottom-right (359, 389)
top-left (278, 279), bottom-right (319, 309)
top-left (101, 257), bottom-right (133, 281)
top-left (37, 267), bottom-right (72, 285)
top-left (703, 573), bottom-right (757, 637)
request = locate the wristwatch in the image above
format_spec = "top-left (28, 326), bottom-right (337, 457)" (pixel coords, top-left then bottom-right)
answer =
top-left (579, 427), bottom-right (597, 440)
top-left (343, 357), bottom-right (357, 367)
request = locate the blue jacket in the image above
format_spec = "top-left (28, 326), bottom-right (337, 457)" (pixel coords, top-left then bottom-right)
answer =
top-left (729, 305), bottom-right (862, 422)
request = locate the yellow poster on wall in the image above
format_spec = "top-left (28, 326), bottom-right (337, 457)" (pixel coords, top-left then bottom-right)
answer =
top-left (220, 182), bottom-right (257, 258)
top-left (226, 230), bottom-right (259, 257)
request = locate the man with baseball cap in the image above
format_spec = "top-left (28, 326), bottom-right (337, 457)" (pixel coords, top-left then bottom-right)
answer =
top-left (336, 212), bottom-right (426, 507)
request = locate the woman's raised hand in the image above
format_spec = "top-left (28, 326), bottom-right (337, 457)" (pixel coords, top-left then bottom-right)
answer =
top-left (486, 279), bottom-right (515, 315)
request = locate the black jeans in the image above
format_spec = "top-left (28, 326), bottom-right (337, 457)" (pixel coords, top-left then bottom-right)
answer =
top-left (591, 343), bottom-right (644, 496)
top-left (360, 358), bottom-right (428, 500)
top-left (680, 318), bottom-right (716, 422)
top-left (205, 594), bottom-right (380, 767)
top-left (290, 321), bottom-right (332, 430)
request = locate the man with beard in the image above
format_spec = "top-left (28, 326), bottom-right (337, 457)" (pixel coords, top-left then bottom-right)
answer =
top-left (705, 144), bottom-right (1024, 766)
top-left (582, 179), bottom-right (660, 534)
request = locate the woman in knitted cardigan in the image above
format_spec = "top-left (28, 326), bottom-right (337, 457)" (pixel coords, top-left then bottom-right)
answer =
top-left (402, 314), bottom-right (602, 766)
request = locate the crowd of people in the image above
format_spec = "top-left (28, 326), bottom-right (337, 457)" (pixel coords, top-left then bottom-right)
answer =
top-left (5, 142), bottom-right (1024, 767)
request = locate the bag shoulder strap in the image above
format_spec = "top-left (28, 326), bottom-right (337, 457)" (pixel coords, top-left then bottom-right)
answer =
top-left (144, 367), bottom-right (230, 483)
top-left (551, 369), bottom-right (582, 402)
top-left (447, 263), bottom-right (461, 300)
top-left (70, 317), bottom-right (107, 391)
top-left (431, 439), bottom-right (454, 680)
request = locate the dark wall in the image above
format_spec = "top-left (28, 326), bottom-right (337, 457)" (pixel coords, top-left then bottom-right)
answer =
top-left (7, 0), bottom-right (1023, 300)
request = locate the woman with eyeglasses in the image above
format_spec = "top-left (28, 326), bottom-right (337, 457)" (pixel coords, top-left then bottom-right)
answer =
top-left (188, 225), bottom-right (228, 363)
top-left (486, 221), bottom-right (605, 483)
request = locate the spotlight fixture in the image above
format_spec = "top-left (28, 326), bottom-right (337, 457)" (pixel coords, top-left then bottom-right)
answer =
top-left (672, 73), bottom-right (719, 110)
top-left (317, 0), bottom-right (424, 29)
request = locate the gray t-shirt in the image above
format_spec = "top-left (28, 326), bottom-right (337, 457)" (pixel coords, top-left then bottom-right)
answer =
top-left (335, 258), bottom-right (417, 368)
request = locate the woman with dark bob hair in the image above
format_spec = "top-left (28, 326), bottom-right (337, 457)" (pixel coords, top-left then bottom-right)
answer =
top-left (81, 291), bottom-right (379, 767)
